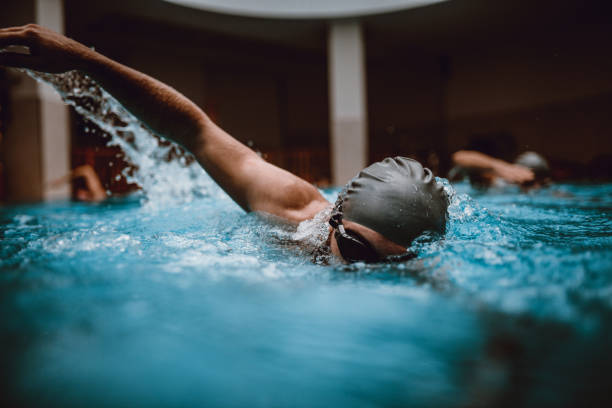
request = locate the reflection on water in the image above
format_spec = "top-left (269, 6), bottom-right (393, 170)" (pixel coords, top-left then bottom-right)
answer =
top-left (1, 72), bottom-right (611, 407)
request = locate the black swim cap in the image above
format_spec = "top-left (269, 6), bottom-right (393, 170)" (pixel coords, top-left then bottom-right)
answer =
top-left (335, 157), bottom-right (449, 248)
top-left (514, 151), bottom-right (550, 180)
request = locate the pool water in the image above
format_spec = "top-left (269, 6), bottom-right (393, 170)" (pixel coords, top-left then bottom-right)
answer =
top-left (2, 71), bottom-right (612, 407)
top-left (1, 182), bottom-right (611, 407)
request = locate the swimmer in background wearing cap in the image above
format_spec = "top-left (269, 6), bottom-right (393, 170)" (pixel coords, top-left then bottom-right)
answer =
top-left (0, 25), bottom-right (449, 264)
top-left (451, 150), bottom-right (551, 190)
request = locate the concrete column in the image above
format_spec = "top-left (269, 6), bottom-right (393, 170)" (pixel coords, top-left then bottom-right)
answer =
top-left (2, 0), bottom-right (70, 202)
top-left (327, 20), bottom-right (368, 185)
top-left (37, 0), bottom-right (70, 201)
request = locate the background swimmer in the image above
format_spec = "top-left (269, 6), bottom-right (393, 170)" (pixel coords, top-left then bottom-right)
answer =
top-left (450, 133), bottom-right (550, 190)
top-left (451, 149), bottom-right (550, 190)
top-left (48, 164), bottom-right (107, 202)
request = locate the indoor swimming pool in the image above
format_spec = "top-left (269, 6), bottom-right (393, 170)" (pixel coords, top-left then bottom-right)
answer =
top-left (2, 181), bottom-right (611, 407)
top-left (1, 71), bottom-right (611, 407)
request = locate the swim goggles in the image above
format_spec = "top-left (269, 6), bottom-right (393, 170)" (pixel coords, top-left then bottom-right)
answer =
top-left (329, 213), bottom-right (380, 263)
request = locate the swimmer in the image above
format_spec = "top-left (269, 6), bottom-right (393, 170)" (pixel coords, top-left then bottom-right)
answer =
top-left (48, 164), bottom-right (107, 202)
top-left (451, 150), bottom-right (550, 190)
top-left (0, 24), bottom-right (449, 263)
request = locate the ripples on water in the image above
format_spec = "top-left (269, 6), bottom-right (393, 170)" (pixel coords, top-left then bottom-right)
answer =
top-left (1, 72), bottom-right (611, 407)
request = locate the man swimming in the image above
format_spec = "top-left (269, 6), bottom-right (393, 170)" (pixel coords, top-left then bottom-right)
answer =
top-left (451, 149), bottom-right (550, 190)
top-left (0, 24), bottom-right (448, 264)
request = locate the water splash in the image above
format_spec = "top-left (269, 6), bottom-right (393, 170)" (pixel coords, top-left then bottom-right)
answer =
top-left (26, 69), bottom-right (223, 208)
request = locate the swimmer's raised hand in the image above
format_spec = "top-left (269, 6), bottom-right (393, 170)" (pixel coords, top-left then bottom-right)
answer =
top-left (0, 24), bottom-right (94, 73)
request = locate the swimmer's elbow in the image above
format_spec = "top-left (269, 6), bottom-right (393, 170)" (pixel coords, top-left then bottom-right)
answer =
top-left (251, 178), bottom-right (327, 222)
top-left (281, 180), bottom-right (328, 221)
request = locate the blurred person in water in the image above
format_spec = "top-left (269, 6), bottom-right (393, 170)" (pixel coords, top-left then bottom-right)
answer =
top-left (48, 164), bottom-right (107, 202)
top-left (0, 25), bottom-right (449, 264)
top-left (449, 133), bottom-right (551, 190)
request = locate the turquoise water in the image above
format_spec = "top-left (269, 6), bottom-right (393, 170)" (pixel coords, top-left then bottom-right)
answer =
top-left (2, 70), bottom-right (611, 406)
top-left (2, 182), bottom-right (611, 407)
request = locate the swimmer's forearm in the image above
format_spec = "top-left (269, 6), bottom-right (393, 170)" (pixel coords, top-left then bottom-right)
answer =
top-left (77, 49), bottom-right (327, 218)
top-left (80, 51), bottom-right (264, 209)
top-left (0, 24), bottom-right (206, 151)
top-left (452, 150), bottom-right (505, 171)
top-left (80, 51), bottom-right (208, 152)
top-left (81, 53), bottom-right (260, 178)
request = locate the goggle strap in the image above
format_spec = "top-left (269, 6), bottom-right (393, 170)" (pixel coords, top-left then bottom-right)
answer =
top-left (329, 212), bottom-right (342, 229)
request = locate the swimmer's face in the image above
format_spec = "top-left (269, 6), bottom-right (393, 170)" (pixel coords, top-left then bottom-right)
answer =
top-left (329, 219), bottom-right (407, 263)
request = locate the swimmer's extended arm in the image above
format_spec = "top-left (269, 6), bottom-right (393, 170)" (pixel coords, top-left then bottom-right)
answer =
top-left (452, 150), bottom-right (534, 184)
top-left (0, 25), bottom-right (328, 221)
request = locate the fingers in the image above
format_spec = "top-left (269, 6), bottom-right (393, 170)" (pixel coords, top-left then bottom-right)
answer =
top-left (513, 169), bottom-right (534, 183)
top-left (0, 26), bottom-right (26, 33)
top-left (0, 51), bottom-right (40, 70)
top-left (0, 24), bottom-right (41, 34)
top-left (497, 163), bottom-right (534, 184)
top-left (0, 26), bottom-right (36, 48)
top-left (515, 166), bottom-right (534, 182)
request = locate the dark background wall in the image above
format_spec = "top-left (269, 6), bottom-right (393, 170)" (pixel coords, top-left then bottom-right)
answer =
top-left (2, 0), bottom-right (611, 197)
top-left (63, 3), bottom-right (331, 183)
top-left (65, 0), bottom-right (610, 181)
top-left (365, 0), bottom-right (612, 176)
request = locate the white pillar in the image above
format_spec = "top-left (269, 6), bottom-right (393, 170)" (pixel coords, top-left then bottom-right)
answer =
top-left (3, 0), bottom-right (69, 202)
top-left (328, 20), bottom-right (368, 185)
top-left (37, 0), bottom-right (70, 201)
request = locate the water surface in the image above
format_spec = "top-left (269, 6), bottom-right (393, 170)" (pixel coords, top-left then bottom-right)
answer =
top-left (2, 70), bottom-right (611, 407)
top-left (2, 183), bottom-right (611, 407)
